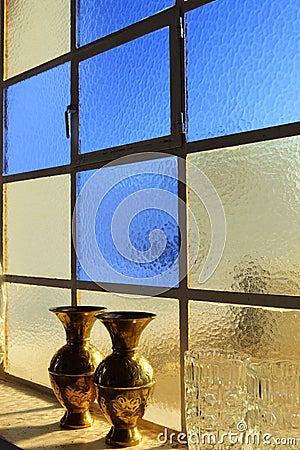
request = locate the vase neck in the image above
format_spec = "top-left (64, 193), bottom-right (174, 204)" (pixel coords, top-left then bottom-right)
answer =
top-left (54, 311), bottom-right (97, 345)
top-left (102, 316), bottom-right (154, 353)
top-left (113, 347), bottom-right (137, 356)
top-left (67, 336), bottom-right (90, 346)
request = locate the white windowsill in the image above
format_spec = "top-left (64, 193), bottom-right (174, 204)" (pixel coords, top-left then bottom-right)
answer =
top-left (0, 377), bottom-right (182, 450)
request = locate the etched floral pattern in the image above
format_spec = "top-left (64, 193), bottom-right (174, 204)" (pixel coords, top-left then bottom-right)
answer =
top-left (112, 395), bottom-right (141, 424)
top-left (49, 374), bottom-right (95, 411)
top-left (64, 386), bottom-right (91, 409)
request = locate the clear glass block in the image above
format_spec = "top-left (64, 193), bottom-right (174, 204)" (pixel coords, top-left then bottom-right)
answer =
top-left (247, 360), bottom-right (300, 448)
top-left (4, 175), bottom-right (71, 279)
top-left (185, 350), bottom-right (248, 450)
top-left (5, 283), bottom-right (71, 386)
top-left (187, 136), bottom-right (300, 295)
top-left (77, 0), bottom-right (174, 46)
top-left (186, 0), bottom-right (300, 141)
top-left (76, 157), bottom-right (179, 287)
top-left (189, 301), bottom-right (300, 362)
top-left (78, 290), bottom-right (181, 430)
top-left (3, 63), bottom-right (70, 175)
top-left (4, 0), bottom-right (70, 79)
top-left (79, 28), bottom-right (170, 153)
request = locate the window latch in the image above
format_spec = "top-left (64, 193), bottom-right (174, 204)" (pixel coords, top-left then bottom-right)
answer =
top-left (176, 111), bottom-right (186, 134)
top-left (65, 104), bottom-right (77, 139)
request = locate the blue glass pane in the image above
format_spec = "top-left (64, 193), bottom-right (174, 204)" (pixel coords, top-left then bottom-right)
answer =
top-left (75, 157), bottom-right (179, 287)
top-left (3, 63), bottom-right (70, 175)
top-left (187, 0), bottom-right (300, 141)
top-left (77, 0), bottom-right (174, 47)
top-left (79, 28), bottom-right (170, 154)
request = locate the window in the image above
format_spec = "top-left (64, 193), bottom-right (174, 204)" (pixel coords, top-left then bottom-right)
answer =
top-left (1, 0), bottom-right (300, 432)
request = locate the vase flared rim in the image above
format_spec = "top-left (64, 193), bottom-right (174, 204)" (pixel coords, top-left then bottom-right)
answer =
top-left (49, 306), bottom-right (106, 314)
top-left (95, 311), bottom-right (156, 321)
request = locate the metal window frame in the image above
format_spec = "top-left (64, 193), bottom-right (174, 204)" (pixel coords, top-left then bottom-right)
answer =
top-left (1, 0), bottom-right (299, 432)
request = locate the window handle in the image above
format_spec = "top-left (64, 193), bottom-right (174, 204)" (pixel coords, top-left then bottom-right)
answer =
top-left (65, 104), bottom-right (77, 139)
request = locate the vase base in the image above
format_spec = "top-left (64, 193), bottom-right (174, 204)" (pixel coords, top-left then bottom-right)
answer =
top-left (60, 410), bottom-right (93, 429)
top-left (106, 426), bottom-right (142, 447)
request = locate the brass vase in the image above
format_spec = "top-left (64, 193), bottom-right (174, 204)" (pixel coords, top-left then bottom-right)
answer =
top-left (48, 305), bottom-right (106, 429)
top-left (94, 311), bottom-right (156, 447)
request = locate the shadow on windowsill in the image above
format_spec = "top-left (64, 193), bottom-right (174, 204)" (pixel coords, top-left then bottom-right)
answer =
top-left (0, 436), bottom-right (22, 449)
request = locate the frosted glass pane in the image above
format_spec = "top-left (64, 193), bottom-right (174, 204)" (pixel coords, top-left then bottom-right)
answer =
top-left (79, 28), bottom-right (170, 153)
top-left (77, 0), bottom-right (174, 46)
top-left (5, 283), bottom-right (71, 385)
top-left (189, 301), bottom-right (300, 361)
top-left (187, 0), bottom-right (300, 141)
top-left (4, 175), bottom-right (71, 279)
top-left (187, 136), bottom-right (300, 295)
top-left (76, 157), bottom-right (179, 287)
top-left (78, 290), bottom-right (181, 430)
top-left (3, 63), bottom-right (70, 175)
top-left (4, 0), bottom-right (70, 79)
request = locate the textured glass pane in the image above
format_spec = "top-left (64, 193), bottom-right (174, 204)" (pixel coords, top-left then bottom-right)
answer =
top-left (76, 157), bottom-right (179, 287)
top-left (79, 28), bottom-right (170, 153)
top-left (187, 136), bottom-right (300, 295)
top-left (189, 301), bottom-right (300, 361)
top-left (4, 175), bottom-right (71, 279)
top-left (3, 63), bottom-right (70, 175)
top-left (5, 283), bottom-right (71, 385)
top-left (4, 0), bottom-right (70, 79)
top-left (78, 290), bottom-right (181, 430)
top-left (77, 0), bottom-right (174, 46)
top-left (187, 0), bottom-right (300, 141)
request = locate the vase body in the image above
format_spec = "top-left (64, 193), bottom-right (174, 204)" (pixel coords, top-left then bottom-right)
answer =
top-left (94, 311), bottom-right (156, 447)
top-left (48, 305), bottom-right (106, 429)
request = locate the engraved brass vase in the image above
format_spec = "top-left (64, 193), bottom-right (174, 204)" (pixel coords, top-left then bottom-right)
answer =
top-left (94, 311), bottom-right (156, 447)
top-left (48, 306), bottom-right (106, 429)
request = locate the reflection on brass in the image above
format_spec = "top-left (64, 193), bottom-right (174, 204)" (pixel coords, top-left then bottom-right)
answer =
top-left (94, 311), bottom-right (156, 447)
top-left (48, 306), bottom-right (106, 429)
